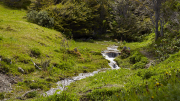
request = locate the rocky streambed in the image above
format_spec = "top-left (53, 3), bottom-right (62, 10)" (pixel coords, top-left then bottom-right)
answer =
top-left (44, 45), bottom-right (121, 96)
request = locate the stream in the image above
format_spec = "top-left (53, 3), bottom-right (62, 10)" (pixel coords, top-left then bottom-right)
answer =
top-left (44, 45), bottom-right (120, 96)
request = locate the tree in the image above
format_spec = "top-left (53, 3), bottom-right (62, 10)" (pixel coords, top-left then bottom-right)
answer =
top-left (146, 0), bottom-right (167, 40)
top-left (141, 0), bottom-right (179, 41)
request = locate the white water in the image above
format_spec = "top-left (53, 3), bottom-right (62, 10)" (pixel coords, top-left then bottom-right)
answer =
top-left (44, 45), bottom-right (120, 96)
top-left (102, 46), bottom-right (120, 69)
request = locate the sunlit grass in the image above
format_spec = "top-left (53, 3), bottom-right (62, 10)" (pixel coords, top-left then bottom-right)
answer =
top-left (0, 3), bottom-right (117, 100)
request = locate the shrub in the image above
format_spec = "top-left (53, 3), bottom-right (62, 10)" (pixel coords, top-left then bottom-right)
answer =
top-left (56, 61), bottom-right (75, 70)
top-left (18, 54), bottom-right (31, 64)
top-left (142, 70), bottom-right (155, 79)
top-left (30, 83), bottom-right (39, 89)
top-left (27, 10), bottom-right (38, 22)
top-left (132, 62), bottom-right (146, 70)
top-left (26, 91), bottom-right (37, 98)
top-left (129, 52), bottom-right (142, 64)
top-left (35, 10), bottom-right (54, 28)
top-left (0, 93), bottom-right (4, 100)
top-left (46, 1), bottom-right (94, 38)
top-left (3, 0), bottom-right (31, 9)
top-left (141, 57), bottom-right (148, 64)
top-left (0, 61), bottom-right (10, 73)
top-left (136, 69), bottom-right (155, 79)
top-left (120, 49), bottom-right (130, 59)
top-left (30, 48), bottom-right (41, 57)
top-left (27, 10), bottom-right (54, 28)
top-left (28, 0), bottom-right (54, 11)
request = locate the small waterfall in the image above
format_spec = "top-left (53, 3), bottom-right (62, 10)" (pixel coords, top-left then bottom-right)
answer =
top-left (102, 46), bottom-right (120, 69)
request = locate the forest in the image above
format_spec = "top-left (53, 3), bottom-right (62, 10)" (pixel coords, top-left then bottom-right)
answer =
top-left (0, 0), bottom-right (180, 100)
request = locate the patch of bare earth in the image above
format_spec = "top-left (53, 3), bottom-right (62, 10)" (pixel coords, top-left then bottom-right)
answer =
top-left (0, 73), bottom-right (21, 93)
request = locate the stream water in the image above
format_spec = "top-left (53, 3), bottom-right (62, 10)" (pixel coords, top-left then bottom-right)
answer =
top-left (44, 45), bottom-right (120, 96)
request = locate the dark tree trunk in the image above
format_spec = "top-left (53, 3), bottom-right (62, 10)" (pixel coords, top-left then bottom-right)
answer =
top-left (155, 0), bottom-right (160, 41)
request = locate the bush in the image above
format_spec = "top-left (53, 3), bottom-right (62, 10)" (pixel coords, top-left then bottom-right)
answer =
top-left (142, 70), bottom-right (155, 79)
top-left (27, 10), bottom-right (38, 22)
top-left (27, 10), bottom-right (54, 28)
top-left (46, 1), bottom-right (94, 38)
top-left (56, 61), bottom-right (75, 70)
top-left (0, 93), bottom-right (4, 100)
top-left (132, 62), bottom-right (146, 70)
top-left (141, 57), bottom-right (148, 64)
top-left (3, 0), bottom-right (31, 9)
top-left (129, 52), bottom-right (142, 64)
top-left (136, 69), bottom-right (155, 79)
top-left (30, 83), bottom-right (39, 89)
top-left (26, 91), bottom-right (37, 98)
top-left (28, 0), bottom-right (54, 11)
top-left (120, 49), bottom-right (130, 59)
top-left (30, 48), bottom-right (41, 57)
top-left (35, 10), bottom-right (54, 27)
top-left (0, 61), bottom-right (10, 73)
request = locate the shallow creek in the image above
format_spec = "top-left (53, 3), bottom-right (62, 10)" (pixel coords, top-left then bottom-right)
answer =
top-left (44, 45), bottom-right (120, 96)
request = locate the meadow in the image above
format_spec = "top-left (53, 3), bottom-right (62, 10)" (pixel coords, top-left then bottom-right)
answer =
top-left (0, 1), bottom-right (180, 101)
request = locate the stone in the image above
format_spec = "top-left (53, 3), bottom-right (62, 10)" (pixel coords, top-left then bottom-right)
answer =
top-left (123, 46), bottom-right (127, 50)
top-left (18, 67), bottom-right (24, 74)
top-left (74, 48), bottom-right (78, 52)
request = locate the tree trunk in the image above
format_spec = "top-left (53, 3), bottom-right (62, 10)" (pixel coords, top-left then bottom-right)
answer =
top-left (155, 0), bottom-right (160, 41)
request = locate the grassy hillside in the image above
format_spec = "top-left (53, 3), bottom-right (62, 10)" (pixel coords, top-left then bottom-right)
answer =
top-left (0, 1), bottom-right (180, 101)
top-left (36, 34), bottom-right (180, 101)
top-left (0, 3), bottom-right (117, 100)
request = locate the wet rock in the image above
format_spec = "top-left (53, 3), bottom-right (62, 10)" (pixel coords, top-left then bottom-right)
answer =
top-left (18, 67), bottom-right (24, 74)
top-left (106, 52), bottom-right (119, 58)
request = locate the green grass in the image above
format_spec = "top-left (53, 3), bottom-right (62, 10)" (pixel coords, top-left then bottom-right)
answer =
top-left (0, 2), bottom-right (117, 100)
top-left (1, 1), bottom-right (180, 101)
top-left (38, 33), bottom-right (180, 101)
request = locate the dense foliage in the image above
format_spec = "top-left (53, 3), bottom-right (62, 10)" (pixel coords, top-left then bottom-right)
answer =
top-left (0, 0), bottom-right (180, 100)
top-left (26, 0), bottom-right (149, 40)
top-left (3, 0), bottom-right (31, 9)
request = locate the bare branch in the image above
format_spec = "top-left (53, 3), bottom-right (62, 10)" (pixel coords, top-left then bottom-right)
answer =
top-left (31, 59), bottom-right (41, 70)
